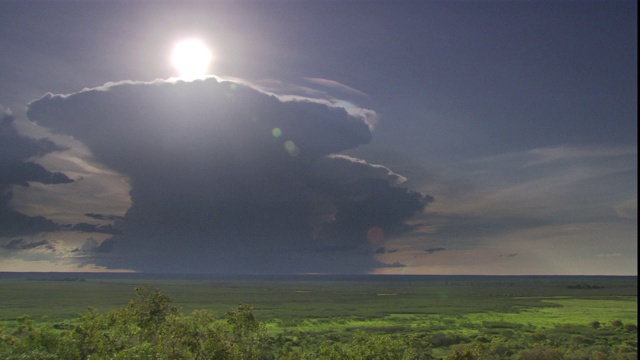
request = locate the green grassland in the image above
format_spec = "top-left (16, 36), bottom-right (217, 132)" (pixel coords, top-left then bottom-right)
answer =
top-left (0, 275), bottom-right (635, 322)
top-left (0, 274), bottom-right (636, 359)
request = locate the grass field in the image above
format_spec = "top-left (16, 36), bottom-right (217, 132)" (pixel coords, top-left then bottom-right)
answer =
top-left (0, 274), bottom-right (635, 330)
top-left (0, 274), bottom-right (636, 359)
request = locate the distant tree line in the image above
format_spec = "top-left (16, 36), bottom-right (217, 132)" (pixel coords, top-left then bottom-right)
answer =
top-left (566, 284), bottom-right (604, 290)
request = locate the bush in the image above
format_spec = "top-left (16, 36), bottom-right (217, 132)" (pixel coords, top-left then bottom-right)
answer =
top-left (444, 344), bottom-right (483, 360)
top-left (429, 332), bottom-right (469, 347)
top-left (611, 320), bottom-right (624, 329)
top-left (482, 321), bottom-right (524, 330)
top-left (67, 287), bottom-right (267, 359)
top-left (0, 316), bottom-right (79, 360)
top-left (517, 345), bottom-right (563, 360)
top-left (564, 346), bottom-right (611, 360)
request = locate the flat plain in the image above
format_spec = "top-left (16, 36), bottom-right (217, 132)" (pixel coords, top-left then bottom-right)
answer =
top-left (0, 273), bottom-right (637, 358)
top-left (0, 273), bottom-right (635, 327)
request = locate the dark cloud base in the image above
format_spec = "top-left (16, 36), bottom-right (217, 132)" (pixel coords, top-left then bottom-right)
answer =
top-left (27, 78), bottom-right (430, 274)
top-left (0, 112), bottom-right (72, 237)
top-left (2, 238), bottom-right (54, 251)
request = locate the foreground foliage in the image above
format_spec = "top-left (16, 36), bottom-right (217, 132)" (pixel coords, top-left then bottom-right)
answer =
top-left (0, 287), bottom-right (636, 359)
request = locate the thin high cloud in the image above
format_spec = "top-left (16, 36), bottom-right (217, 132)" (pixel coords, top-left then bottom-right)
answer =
top-left (26, 78), bottom-right (430, 274)
top-left (465, 146), bottom-right (637, 220)
top-left (241, 77), bottom-right (379, 130)
top-left (380, 145), bottom-right (637, 275)
top-left (303, 78), bottom-right (369, 98)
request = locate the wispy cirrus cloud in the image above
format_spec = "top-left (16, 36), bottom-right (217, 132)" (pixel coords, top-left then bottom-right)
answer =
top-left (373, 145), bottom-right (637, 275)
top-left (303, 77), bottom-right (369, 98)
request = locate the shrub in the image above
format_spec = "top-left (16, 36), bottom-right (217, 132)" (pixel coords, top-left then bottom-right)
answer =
top-left (564, 346), bottom-right (611, 360)
top-left (444, 344), bottom-right (483, 360)
top-left (429, 332), bottom-right (469, 347)
top-left (611, 320), bottom-right (624, 329)
top-left (517, 345), bottom-right (563, 360)
top-left (482, 321), bottom-right (523, 329)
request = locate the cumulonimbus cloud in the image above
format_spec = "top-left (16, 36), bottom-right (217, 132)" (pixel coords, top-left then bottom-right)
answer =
top-left (0, 111), bottom-right (73, 237)
top-left (27, 78), bottom-right (431, 273)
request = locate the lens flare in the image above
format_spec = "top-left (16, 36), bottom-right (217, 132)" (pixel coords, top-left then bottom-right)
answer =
top-left (284, 140), bottom-right (300, 157)
top-left (367, 226), bottom-right (385, 244)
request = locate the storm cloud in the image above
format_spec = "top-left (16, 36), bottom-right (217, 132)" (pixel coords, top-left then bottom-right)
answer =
top-left (2, 238), bottom-right (54, 251)
top-left (27, 78), bottom-right (430, 273)
top-left (0, 111), bottom-right (73, 236)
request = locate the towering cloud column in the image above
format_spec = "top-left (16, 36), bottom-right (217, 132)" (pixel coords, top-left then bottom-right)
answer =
top-left (27, 78), bottom-right (430, 273)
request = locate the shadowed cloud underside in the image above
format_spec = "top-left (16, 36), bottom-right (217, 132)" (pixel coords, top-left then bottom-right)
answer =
top-left (26, 78), bottom-right (430, 273)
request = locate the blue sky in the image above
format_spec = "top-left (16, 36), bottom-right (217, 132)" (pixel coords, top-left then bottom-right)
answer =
top-left (0, 1), bottom-right (636, 274)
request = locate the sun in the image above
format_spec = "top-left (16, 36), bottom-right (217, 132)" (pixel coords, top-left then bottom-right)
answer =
top-left (171, 39), bottom-right (213, 80)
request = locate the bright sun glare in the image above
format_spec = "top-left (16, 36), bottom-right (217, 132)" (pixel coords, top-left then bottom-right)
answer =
top-left (171, 39), bottom-right (213, 80)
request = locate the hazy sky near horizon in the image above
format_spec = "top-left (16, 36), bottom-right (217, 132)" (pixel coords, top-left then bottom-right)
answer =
top-left (0, 1), bottom-right (636, 275)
